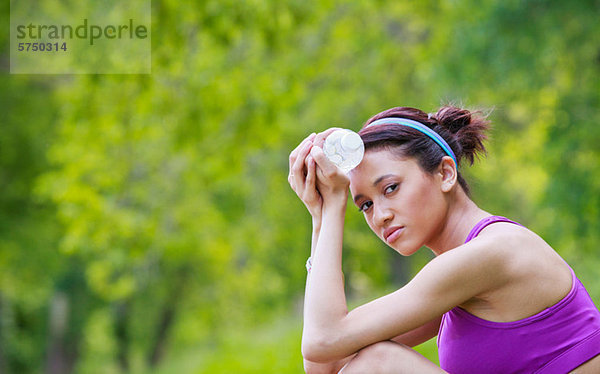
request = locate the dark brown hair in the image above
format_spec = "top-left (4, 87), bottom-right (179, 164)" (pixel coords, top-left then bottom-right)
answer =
top-left (358, 106), bottom-right (490, 195)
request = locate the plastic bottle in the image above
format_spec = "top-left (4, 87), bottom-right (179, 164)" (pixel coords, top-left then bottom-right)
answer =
top-left (323, 129), bottom-right (364, 173)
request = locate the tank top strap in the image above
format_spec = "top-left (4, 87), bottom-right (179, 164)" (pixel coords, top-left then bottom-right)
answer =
top-left (464, 215), bottom-right (524, 244)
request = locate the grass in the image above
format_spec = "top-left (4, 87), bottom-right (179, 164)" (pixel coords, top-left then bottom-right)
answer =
top-left (141, 310), bottom-right (439, 374)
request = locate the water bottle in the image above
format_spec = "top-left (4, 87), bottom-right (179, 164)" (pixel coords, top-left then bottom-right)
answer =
top-left (323, 129), bottom-right (364, 173)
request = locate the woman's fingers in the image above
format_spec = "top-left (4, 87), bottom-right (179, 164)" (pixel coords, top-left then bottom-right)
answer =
top-left (288, 133), bottom-right (316, 186)
top-left (288, 127), bottom-right (347, 194)
top-left (313, 127), bottom-right (342, 148)
top-left (290, 137), bottom-right (314, 189)
top-left (310, 145), bottom-right (337, 178)
top-left (289, 133), bottom-right (316, 169)
top-left (305, 155), bottom-right (316, 195)
top-left (288, 128), bottom-right (338, 178)
top-left (310, 145), bottom-right (350, 201)
top-left (287, 129), bottom-right (348, 217)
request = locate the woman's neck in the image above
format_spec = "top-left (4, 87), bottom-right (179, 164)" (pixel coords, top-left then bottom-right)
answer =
top-left (427, 188), bottom-right (490, 256)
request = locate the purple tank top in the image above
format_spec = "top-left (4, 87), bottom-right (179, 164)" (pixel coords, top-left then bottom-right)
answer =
top-left (438, 216), bottom-right (600, 373)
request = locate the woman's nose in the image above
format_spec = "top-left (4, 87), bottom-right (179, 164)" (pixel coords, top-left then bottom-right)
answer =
top-left (373, 203), bottom-right (393, 227)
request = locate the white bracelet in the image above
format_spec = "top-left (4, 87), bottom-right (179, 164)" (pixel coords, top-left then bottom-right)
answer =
top-left (306, 257), bottom-right (312, 272)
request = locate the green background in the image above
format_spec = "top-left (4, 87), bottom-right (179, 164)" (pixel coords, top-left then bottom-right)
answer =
top-left (1, 0), bottom-right (599, 372)
top-left (10, 0), bottom-right (151, 73)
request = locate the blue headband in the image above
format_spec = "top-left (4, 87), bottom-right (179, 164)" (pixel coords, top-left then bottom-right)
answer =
top-left (366, 117), bottom-right (457, 165)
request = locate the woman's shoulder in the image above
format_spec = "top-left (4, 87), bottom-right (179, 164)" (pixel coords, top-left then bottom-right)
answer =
top-left (436, 222), bottom-right (533, 272)
top-left (404, 221), bottom-right (571, 322)
top-left (413, 233), bottom-right (521, 302)
top-left (466, 220), bottom-right (564, 271)
top-left (423, 222), bottom-right (560, 293)
top-left (441, 221), bottom-right (574, 320)
top-left (471, 219), bottom-right (534, 248)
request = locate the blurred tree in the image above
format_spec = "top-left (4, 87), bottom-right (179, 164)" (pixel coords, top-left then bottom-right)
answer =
top-left (0, 0), bottom-right (598, 373)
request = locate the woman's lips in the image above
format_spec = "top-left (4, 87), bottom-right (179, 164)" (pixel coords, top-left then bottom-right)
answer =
top-left (384, 226), bottom-right (404, 244)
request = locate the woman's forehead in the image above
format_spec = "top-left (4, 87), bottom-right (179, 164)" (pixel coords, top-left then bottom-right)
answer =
top-left (352, 150), bottom-right (413, 175)
top-left (349, 150), bottom-right (418, 188)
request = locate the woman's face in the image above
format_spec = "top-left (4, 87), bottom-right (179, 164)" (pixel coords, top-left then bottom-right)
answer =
top-left (349, 149), bottom-right (448, 256)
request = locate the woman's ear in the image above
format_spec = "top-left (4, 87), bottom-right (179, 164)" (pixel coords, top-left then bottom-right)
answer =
top-left (439, 156), bottom-right (457, 192)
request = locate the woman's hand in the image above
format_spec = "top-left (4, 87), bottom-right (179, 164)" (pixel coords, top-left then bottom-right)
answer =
top-left (288, 133), bottom-right (323, 222)
top-left (288, 128), bottom-right (348, 219)
top-left (309, 130), bottom-right (350, 211)
top-left (289, 128), bottom-right (351, 219)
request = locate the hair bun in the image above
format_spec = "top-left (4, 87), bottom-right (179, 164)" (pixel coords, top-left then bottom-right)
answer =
top-left (433, 105), bottom-right (490, 165)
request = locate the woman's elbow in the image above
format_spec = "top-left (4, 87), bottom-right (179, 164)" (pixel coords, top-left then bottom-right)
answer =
top-left (302, 340), bottom-right (325, 363)
top-left (303, 358), bottom-right (339, 374)
top-left (302, 336), bottom-right (338, 363)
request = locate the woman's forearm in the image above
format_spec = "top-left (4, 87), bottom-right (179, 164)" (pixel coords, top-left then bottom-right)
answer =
top-left (303, 199), bottom-right (348, 342)
top-left (310, 217), bottom-right (321, 257)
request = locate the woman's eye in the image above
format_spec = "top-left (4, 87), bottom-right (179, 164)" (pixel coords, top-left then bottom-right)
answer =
top-left (384, 184), bottom-right (398, 194)
top-left (359, 201), bottom-right (372, 212)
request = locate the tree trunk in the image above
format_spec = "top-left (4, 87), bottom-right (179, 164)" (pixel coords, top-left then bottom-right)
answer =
top-left (146, 268), bottom-right (188, 368)
top-left (114, 302), bottom-right (130, 372)
top-left (0, 294), bottom-right (6, 374)
top-left (390, 251), bottom-right (410, 286)
top-left (45, 291), bottom-right (70, 374)
top-left (147, 302), bottom-right (176, 367)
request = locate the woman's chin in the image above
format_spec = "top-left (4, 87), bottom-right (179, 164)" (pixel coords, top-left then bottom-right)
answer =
top-left (389, 242), bottom-right (420, 256)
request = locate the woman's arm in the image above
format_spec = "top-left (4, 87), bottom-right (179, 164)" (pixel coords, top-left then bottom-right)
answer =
top-left (390, 315), bottom-right (442, 347)
top-left (288, 130), bottom-right (347, 368)
top-left (302, 231), bottom-right (512, 363)
top-left (303, 316), bottom-right (440, 374)
top-left (303, 354), bottom-right (355, 374)
top-left (302, 188), bottom-right (347, 374)
top-left (310, 217), bottom-right (321, 258)
top-left (293, 132), bottom-right (496, 364)
top-left (302, 193), bottom-right (348, 356)
top-left (302, 143), bottom-right (512, 362)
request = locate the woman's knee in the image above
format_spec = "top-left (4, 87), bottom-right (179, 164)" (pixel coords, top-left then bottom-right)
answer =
top-left (304, 355), bottom-right (355, 374)
top-left (340, 341), bottom-right (444, 374)
top-left (340, 341), bottom-right (400, 373)
top-left (356, 341), bottom-right (398, 361)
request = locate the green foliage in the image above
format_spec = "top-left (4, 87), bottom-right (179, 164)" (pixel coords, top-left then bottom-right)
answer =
top-left (1, 0), bottom-right (599, 373)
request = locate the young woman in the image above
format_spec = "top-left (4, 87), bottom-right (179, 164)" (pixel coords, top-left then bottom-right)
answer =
top-left (288, 106), bottom-right (600, 373)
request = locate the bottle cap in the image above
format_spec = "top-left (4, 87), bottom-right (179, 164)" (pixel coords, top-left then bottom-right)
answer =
top-left (323, 129), bottom-right (364, 173)
top-left (341, 132), bottom-right (362, 151)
